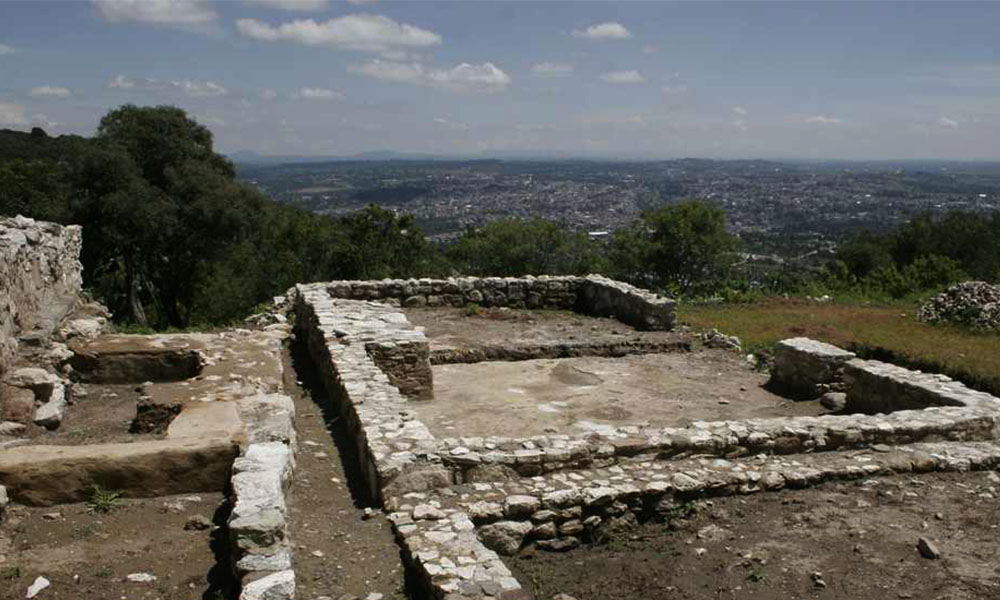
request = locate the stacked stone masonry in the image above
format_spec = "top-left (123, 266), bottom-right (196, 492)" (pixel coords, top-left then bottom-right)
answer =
top-left (293, 282), bottom-right (1000, 600)
top-left (769, 337), bottom-right (857, 398)
top-left (323, 274), bottom-right (676, 331)
top-left (0, 216), bottom-right (82, 379)
top-left (388, 440), bottom-right (1000, 559)
top-left (844, 358), bottom-right (1000, 413)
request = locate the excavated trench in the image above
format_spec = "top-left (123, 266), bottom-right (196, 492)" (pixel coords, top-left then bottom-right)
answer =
top-left (282, 337), bottom-right (426, 600)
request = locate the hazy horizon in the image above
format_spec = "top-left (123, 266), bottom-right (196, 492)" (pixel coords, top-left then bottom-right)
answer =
top-left (3, 1), bottom-right (1000, 161)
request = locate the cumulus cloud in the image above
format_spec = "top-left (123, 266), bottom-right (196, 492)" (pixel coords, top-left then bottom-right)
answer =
top-left (938, 115), bottom-right (959, 129)
top-left (0, 43), bottom-right (17, 55)
top-left (600, 70), bottom-right (644, 84)
top-left (29, 86), bottom-right (71, 98)
top-left (572, 22), bottom-right (632, 40)
top-left (804, 115), bottom-right (844, 125)
top-left (531, 62), bottom-right (573, 77)
top-left (236, 14), bottom-right (441, 55)
top-left (733, 106), bottom-right (748, 116)
top-left (293, 87), bottom-right (343, 100)
top-left (349, 59), bottom-right (511, 93)
top-left (93, 0), bottom-right (217, 27)
top-left (108, 74), bottom-right (228, 97)
top-left (242, 0), bottom-right (329, 11)
top-left (0, 102), bottom-right (28, 126)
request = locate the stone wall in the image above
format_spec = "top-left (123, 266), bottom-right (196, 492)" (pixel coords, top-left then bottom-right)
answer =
top-left (388, 440), bottom-right (1000, 560)
top-left (0, 216), bottom-right (83, 379)
top-left (844, 358), bottom-right (1000, 414)
top-left (322, 274), bottom-right (677, 331)
top-left (577, 275), bottom-right (676, 331)
top-left (769, 337), bottom-right (856, 398)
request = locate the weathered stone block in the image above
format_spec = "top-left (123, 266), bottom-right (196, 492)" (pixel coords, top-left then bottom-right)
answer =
top-left (769, 337), bottom-right (856, 399)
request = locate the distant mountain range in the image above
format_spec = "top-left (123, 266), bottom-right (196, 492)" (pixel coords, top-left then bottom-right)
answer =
top-left (227, 148), bottom-right (1000, 171)
top-left (227, 149), bottom-right (612, 165)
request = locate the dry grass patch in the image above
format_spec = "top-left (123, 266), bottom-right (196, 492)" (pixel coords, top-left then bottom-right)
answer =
top-left (680, 298), bottom-right (1000, 395)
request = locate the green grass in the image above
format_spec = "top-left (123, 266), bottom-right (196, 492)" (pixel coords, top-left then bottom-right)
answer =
top-left (680, 297), bottom-right (1000, 395)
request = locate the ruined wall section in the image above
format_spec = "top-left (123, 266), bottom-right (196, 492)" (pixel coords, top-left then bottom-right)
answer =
top-left (323, 274), bottom-right (676, 331)
top-left (0, 216), bottom-right (83, 378)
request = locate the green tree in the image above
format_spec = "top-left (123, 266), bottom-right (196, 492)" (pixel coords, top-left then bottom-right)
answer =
top-left (611, 199), bottom-right (737, 294)
top-left (446, 218), bottom-right (606, 277)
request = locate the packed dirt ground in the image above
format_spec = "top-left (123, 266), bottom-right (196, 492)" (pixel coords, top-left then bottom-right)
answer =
top-left (283, 341), bottom-right (413, 600)
top-left (0, 492), bottom-right (231, 600)
top-left (510, 471), bottom-right (1000, 600)
top-left (420, 352), bottom-right (829, 438)
top-left (405, 306), bottom-right (686, 351)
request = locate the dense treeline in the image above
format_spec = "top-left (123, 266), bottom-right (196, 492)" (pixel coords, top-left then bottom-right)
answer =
top-left (825, 211), bottom-right (1000, 299)
top-left (2, 106), bottom-right (996, 329)
top-left (0, 107), bottom-right (443, 328)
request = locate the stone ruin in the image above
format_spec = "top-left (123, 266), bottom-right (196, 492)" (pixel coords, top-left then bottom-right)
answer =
top-left (3, 216), bottom-right (1000, 600)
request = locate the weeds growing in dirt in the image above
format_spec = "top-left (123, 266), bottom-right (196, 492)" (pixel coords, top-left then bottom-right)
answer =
top-left (1, 566), bottom-right (22, 580)
top-left (95, 566), bottom-right (112, 578)
top-left (745, 565), bottom-right (767, 583)
top-left (86, 485), bottom-right (124, 513)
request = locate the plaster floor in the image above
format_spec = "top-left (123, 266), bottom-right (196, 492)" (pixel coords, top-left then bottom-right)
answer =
top-left (414, 351), bottom-right (830, 438)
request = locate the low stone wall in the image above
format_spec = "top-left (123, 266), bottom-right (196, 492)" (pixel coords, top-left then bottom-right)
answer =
top-left (769, 337), bottom-right (856, 398)
top-left (577, 275), bottom-right (676, 331)
top-left (228, 373), bottom-right (297, 597)
top-left (0, 216), bottom-right (83, 379)
top-left (430, 338), bottom-right (691, 365)
top-left (387, 440), bottom-right (1000, 560)
top-left (323, 274), bottom-right (677, 331)
top-left (325, 275), bottom-right (581, 310)
top-left (434, 405), bottom-right (1000, 480)
top-left (294, 285), bottom-right (446, 503)
top-left (844, 358), bottom-right (1000, 414)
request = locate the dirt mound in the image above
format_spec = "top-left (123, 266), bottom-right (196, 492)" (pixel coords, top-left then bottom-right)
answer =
top-left (918, 281), bottom-right (1000, 330)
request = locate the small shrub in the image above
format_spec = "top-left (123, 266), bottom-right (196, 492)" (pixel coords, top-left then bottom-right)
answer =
top-left (86, 485), bottom-right (124, 514)
top-left (95, 566), bottom-right (113, 578)
top-left (1, 565), bottom-right (22, 580)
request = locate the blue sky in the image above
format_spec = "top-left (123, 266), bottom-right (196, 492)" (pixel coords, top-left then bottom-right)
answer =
top-left (1, 1), bottom-right (999, 160)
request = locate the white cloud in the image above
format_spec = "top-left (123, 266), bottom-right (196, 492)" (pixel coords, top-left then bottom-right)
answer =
top-left (260, 88), bottom-right (278, 100)
top-left (661, 84), bottom-right (691, 96)
top-left (733, 106), bottom-right (748, 116)
top-left (236, 14), bottom-right (442, 55)
top-left (349, 59), bottom-right (511, 93)
top-left (294, 87), bottom-right (343, 100)
top-left (802, 115), bottom-right (844, 125)
top-left (93, 0), bottom-right (217, 27)
top-left (600, 70), bottom-right (644, 84)
top-left (29, 86), bottom-right (71, 98)
top-left (732, 119), bottom-right (747, 132)
top-left (433, 117), bottom-right (467, 130)
top-left (0, 44), bottom-right (17, 55)
top-left (108, 74), bottom-right (228, 97)
top-left (0, 102), bottom-right (28, 126)
top-left (242, 0), bottom-right (329, 11)
top-left (938, 115), bottom-right (959, 129)
top-left (572, 22), bottom-right (632, 41)
top-left (531, 62), bottom-right (573, 77)
top-left (346, 0), bottom-right (380, 4)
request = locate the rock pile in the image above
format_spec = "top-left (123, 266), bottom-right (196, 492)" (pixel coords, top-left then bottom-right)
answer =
top-left (918, 281), bottom-right (1000, 330)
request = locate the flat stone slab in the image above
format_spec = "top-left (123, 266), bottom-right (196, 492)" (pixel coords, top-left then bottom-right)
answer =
top-left (0, 437), bottom-right (239, 505)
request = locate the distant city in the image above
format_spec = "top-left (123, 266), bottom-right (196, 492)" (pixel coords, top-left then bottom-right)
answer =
top-left (236, 158), bottom-right (1000, 261)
